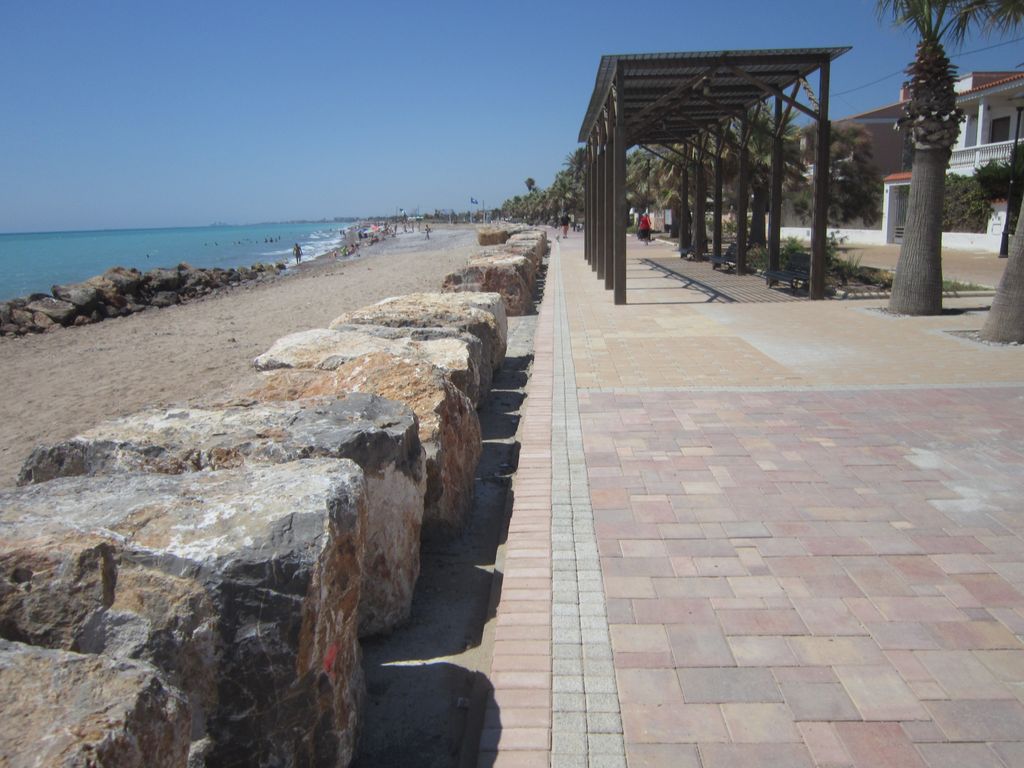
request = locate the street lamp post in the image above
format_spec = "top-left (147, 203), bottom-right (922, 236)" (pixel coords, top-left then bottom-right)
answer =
top-left (999, 101), bottom-right (1024, 258)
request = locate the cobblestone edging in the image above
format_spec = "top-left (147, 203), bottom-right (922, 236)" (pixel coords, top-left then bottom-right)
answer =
top-left (549, 245), bottom-right (625, 768)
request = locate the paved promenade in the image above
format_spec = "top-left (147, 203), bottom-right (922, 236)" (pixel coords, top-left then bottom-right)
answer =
top-left (479, 234), bottom-right (1024, 768)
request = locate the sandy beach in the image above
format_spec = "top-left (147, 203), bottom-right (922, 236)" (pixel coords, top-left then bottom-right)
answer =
top-left (0, 225), bottom-right (480, 487)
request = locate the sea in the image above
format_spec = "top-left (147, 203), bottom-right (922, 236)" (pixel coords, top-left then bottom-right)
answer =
top-left (0, 221), bottom-right (359, 301)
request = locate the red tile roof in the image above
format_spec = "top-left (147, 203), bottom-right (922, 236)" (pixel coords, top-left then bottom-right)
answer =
top-left (958, 71), bottom-right (1024, 97)
top-left (884, 171), bottom-right (912, 183)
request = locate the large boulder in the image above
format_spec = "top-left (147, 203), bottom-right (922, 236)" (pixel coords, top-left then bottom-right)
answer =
top-left (476, 227), bottom-right (511, 246)
top-left (442, 256), bottom-right (533, 316)
top-left (0, 640), bottom-right (191, 768)
top-left (0, 460), bottom-right (367, 767)
top-left (25, 296), bottom-right (77, 325)
top-left (19, 394), bottom-right (424, 638)
top-left (252, 354), bottom-right (481, 531)
top-left (330, 292), bottom-right (506, 373)
top-left (51, 281), bottom-right (102, 312)
top-left (254, 326), bottom-right (487, 407)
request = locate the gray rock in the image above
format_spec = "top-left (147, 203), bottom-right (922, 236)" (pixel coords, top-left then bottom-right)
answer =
top-left (52, 281), bottom-right (102, 310)
top-left (257, 325), bottom-right (488, 407)
top-left (0, 459), bottom-right (367, 767)
top-left (145, 267), bottom-right (182, 293)
top-left (20, 394), bottom-right (425, 637)
top-left (150, 291), bottom-right (180, 308)
top-left (330, 292), bottom-right (506, 373)
top-left (26, 296), bottom-right (77, 325)
top-left (0, 639), bottom-right (191, 768)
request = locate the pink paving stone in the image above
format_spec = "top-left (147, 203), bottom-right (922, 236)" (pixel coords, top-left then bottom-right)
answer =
top-left (866, 621), bottom-right (942, 650)
top-left (722, 702), bottom-right (801, 743)
top-left (489, 655), bottom-right (552, 673)
top-left (798, 722), bottom-right (853, 766)
top-left (494, 625), bottom-right (551, 642)
top-left (621, 702), bottom-right (729, 744)
top-left (975, 649), bottom-right (1024, 684)
top-left (604, 576), bottom-right (656, 599)
top-left (791, 597), bottom-right (867, 636)
top-left (619, 539), bottom-right (669, 557)
top-left (632, 597), bottom-right (717, 624)
top-left (834, 665), bottom-right (930, 721)
top-left (914, 650), bottom-right (1015, 700)
top-left (678, 667), bottom-right (783, 704)
top-left (728, 576), bottom-right (785, 598)
top-left (653, 576), bottom-right (733, 598)
top-left (779, 681), bottom-right (861, 721)
top-left (954, 573), bottom-right (1024, 608)
top-left (717, 608), bottom-right (808, 636)
top-left (727, 636), bottom-right (799, 667)
top-left (616, 668), bottom-right (684, 704)
top-left (489, 671), bottom-right (550, 690)
top-left (915, 743), bottom-right (1008, 768)
top-left (802, 537), bottom-right (874, 556)
top-left (667, 624), bottom-right (736, 667)
top-left (788, 636), bottom-right (886, 666)
top-left (697, 743), bottom-right (814, 768)
top-left (885, 555), bottom-right (949, 584)
top-left (926, 698), bottom-right (1024, 741)
top-left (609, 624), bottom-right (670, 654)
top-left (871, 597), bottom-right (966, 623)
top-left (931, 553), bottom-right (994, 574)
top-left (694, 557), bottom-right (748, 576)
top-left (624, 743), bottom-right (702, 768)
top-left (927, 620), bottom-right (1024, 650)
top-left (835, 722), bottom-right (928, 768)
top-left (483, 707), bottom-right (550, 729)
top-left (602, 556), bottom-right (675, 577)
top-left (488, 688), bottom-right (549, 709)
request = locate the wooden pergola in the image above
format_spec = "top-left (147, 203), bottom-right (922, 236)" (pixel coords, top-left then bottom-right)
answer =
top-left (579, 47), bottom-right (850, 303)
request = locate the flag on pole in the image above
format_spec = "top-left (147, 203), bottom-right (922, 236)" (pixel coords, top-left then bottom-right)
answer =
top-left (470, 198), bottom-right (479, 205)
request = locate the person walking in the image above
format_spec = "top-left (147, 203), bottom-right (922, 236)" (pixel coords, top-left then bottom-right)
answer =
top-left (292, 243), bottom-right (302, 264)
top-left (638, 211), bottom-right (652, 245)
top-left (560, 212), bottom-right (570, 239)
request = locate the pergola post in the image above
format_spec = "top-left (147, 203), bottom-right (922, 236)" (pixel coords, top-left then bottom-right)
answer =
top-left (768, 95), bottom-right (784, 272)
top-left (713, 131), bottom-right (724, 258)
top-left (603, 107), bottom-right (613, 289)
top-left (584, 141), bottom-right (592, 267)
top-left (693, 140), bottom-right (707, 258)
top-left (679, 150), bottom-right (691, 253)
top-left (590, 138), bottom-right (598, 270)
top-left (737, 116), bottom-right (750, 274)
top-left (613, 65), bottom-right (627, 305)
top-left (810, 59), bottom-right (831, 300)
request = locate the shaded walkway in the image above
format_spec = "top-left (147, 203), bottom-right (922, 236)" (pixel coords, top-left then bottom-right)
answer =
top-left (479, 233), bottom-right (1024, 767)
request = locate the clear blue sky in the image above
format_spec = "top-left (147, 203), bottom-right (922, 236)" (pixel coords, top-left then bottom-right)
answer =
top-left (0, 0), bottom-right (1020, 232)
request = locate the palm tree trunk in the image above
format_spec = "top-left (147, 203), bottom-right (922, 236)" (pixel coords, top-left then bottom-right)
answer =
top-left (980, 194), bottom-right (1024, 342)
top-left (889, 146), bottom-right (946, 315)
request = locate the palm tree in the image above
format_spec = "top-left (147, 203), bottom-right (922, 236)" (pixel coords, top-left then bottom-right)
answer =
top-left (524, 177), bottom-right (536, 193)
top-left (877, 0), bottom-right (1024, 315)
top-left (981, 193), bottom-right (1024, 340)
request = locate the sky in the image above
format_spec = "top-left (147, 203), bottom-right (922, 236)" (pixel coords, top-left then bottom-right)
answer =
top-left (0, 0), bottom-right (1021, 233)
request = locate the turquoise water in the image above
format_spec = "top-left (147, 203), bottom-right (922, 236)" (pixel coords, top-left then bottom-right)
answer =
top-left (0, 221), bottom-right (356, 301)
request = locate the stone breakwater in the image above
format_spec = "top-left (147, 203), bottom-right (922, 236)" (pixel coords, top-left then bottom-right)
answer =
top-left (0, 226), bottom-right (545, 768)
top-left (442, 227), bottom-right (548, 316)
top-left (0, 261), bottom-right (286, 337)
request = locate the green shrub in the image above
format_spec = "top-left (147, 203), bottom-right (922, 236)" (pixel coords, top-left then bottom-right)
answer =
top-left (943, 175), bottom-right (991, 233)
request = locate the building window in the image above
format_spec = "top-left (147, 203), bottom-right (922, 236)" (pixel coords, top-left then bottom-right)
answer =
top-left (991, 116), bottom-right (1010, 143)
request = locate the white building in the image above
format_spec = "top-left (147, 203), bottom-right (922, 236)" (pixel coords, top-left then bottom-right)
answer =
top-left (881, 71), bottom-right (1023, 250)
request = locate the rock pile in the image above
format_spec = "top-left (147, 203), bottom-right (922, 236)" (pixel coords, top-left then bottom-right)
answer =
top-left (0, 228), bottom-right (546, 767)
top-left (0, 262), bottom-right (286, 337)
top-left (442, 226), bottom-right (547, 316)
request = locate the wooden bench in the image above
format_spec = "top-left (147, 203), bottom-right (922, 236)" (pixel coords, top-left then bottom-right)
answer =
top-left (709, 243), bottom-right (738, 271)
top-left (765, 252), bottom-right (810, 292)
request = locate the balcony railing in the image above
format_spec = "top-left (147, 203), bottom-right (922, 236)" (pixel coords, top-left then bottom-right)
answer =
top-left (949, 140), bottom-right (1015, 173)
